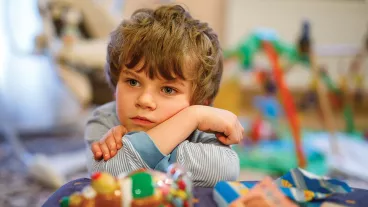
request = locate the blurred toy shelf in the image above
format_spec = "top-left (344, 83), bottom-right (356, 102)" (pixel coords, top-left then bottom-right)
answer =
top-left (214, 80), bottom-right (367, 132)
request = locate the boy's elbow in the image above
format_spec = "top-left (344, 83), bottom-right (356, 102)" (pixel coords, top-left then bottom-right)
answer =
top-left (215, 149), bottom-right (240, 181)
top-left (225, 160), bottom-right (240, 181)
top-left (193, 149), bottom-right (239, 187)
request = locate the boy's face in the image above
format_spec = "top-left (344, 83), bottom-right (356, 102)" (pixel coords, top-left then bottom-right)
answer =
top-left (115, 62), bottom-right (192, 132)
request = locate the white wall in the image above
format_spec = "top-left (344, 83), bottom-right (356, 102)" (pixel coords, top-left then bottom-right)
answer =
top-left (122, 0), bottom-right (226, 42)
top-left (225, 0), bottom-right (368, 48)
top-left (225, 0), bottom-right (368, 89)
top-left (84, 0), bottom-right (368, 88)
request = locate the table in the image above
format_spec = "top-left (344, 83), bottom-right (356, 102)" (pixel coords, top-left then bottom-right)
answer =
top-left (42, 178), bottom-right (368, 207)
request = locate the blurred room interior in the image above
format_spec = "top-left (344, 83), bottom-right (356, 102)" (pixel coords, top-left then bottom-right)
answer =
top-left (0, 0), bottom-right (367, 206)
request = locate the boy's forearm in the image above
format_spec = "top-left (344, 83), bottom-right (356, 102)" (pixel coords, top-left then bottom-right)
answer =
top-left (147, 106), bottom-right (198, 155)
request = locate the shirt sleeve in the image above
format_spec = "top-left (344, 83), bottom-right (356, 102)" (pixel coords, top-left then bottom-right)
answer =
top-left (176, 140), bottom-right (240, 187)
top-left (84, 104), bottom-right (239, 186)
top-left (92, 131), bottom-right (239, 186)
top-left (84, 103), bottom-right (120, 174)
top-left (84, 103), bottom-right (172, 176)
top-left (155, 130), bottom-right (240, 187)
top-left (88, 130), bottom-right (173, 177)
top-left (91, 135), bottom-right (150, 176)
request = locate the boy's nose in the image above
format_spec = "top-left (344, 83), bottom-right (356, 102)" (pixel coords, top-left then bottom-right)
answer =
top-left (136, 92), bottom-right (156, 110)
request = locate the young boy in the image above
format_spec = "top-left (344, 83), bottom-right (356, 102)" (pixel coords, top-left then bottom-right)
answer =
top-left (85, 4), bottom-right (244, 187)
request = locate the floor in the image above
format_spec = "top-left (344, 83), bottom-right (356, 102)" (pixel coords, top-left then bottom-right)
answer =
top-left (0, 1), bottom-right (88, 206)
top-left (0, 131), bottom-right (88, 207)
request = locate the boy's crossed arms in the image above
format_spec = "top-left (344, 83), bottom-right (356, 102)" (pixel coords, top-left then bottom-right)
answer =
top-left (87, 105), bottom-right (243, 187)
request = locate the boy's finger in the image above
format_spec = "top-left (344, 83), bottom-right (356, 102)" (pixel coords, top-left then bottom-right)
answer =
top-left (106, 136), bottom-right (117, 155)
top-left (91, 143), bottom-right (102, 160)
top-left (112, 127), bottom-right (125, 149)
top-left (99, 142), bottom-right (110, 161)
top-left (116, 125), bottom-right (128, 134)
top-left (241, 127), bottom-right (245, 139)
top-left (237, 122), bottom-right (245, 140)
top-left (216, 133), bottom-right (231, 145)
top-left (219, 136), bottom-right (231, 145)
top-left (219, 132), bottom-right (240, 145)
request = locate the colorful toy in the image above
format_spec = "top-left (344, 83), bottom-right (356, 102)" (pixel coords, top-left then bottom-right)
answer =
top-left (226, 28), bottom-right (307, 168)
top-left (352, 27), bottom-right (368, 106)
top-left (60, 164), bottom-right (192, 207)
top-left (255, 70), bottom-right (278, 96)
top-left (263, 40), bottom-right (306, 168)
top-left (308, 65), bottom-right (357, 134)
top-left (301, 63), bottom-right (358, 135)
top-left (224, 29), bottom-right (308, 70)
top-left (340, 30), bottom-right (368, 132)
top-left (248, 93), bottom-right (281, 144)
top-left (214, 168), bottom-right (352, 207)
top-left (248, 116), bottom-right (277, 144)
top-left (229, 177), bottom-right (297, 207)
top-left (302, 25), bottom-right (368, 135)
top-left (296, 22), bottom-right (339, 156)
top-left (364, 130), bottom-right (368, 141)
top-left (349, 58), bottom-right (365, 106)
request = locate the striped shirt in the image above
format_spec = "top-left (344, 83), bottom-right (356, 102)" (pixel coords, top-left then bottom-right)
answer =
top-left (84, 102), bottom-right (239, 187)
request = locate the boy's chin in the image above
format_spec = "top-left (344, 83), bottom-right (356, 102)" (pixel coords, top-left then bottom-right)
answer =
top-left (127, 125), bottom-right (151, 133)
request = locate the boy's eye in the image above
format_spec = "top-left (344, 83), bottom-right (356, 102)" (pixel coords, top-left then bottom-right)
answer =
top-left (126, 79), bottom-right (140, 87)
top-left (162, 87), bottom-right (176, 95)
top-left (127, 79), bottom-right (140, 87)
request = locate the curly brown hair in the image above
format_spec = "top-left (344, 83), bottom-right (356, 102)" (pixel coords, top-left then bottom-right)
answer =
top-left (105, 4), bottom-right (223, 105)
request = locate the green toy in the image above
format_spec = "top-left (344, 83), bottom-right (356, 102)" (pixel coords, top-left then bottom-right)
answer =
top-left (224, 29), bottom-right (309, 70)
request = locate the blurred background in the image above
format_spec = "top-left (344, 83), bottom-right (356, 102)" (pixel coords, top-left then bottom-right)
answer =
top-left (0, 0), bottom-right (367, 206)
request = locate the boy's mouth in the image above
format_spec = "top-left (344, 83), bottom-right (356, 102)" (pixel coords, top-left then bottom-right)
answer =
top-left (131, 116), bottom-right (154, 125)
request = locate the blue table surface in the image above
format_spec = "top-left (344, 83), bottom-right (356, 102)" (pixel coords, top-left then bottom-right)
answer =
top-left (42, 179), bottom-right (368, 207)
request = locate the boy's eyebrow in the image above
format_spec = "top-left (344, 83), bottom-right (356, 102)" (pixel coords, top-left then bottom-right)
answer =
top-left (163, 79), bottom-right (185, 87)
top-left (122, 69), bottom-right (186, 86)
top-left (121, 70), bottom-right (140, 79)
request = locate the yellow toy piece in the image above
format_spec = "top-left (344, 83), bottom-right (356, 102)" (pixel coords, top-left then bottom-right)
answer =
top-left (355, 75), bottom-right (364, 88)
top-left (91, 172), bottom-right (118, 195)
top-left (213, 76), bottom-right (243, 115)
top-left (69, 193), bottom-right (83, 206)
top-left (339, 76), bottom-right (348, 93)
top-left (309, 74), bottom-right (318, 91)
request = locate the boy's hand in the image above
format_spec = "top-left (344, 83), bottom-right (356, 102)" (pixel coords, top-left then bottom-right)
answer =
top-left (193, 105), bottom-right (244, 145)
top-left (91, 125), bottom-right (127, 161)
